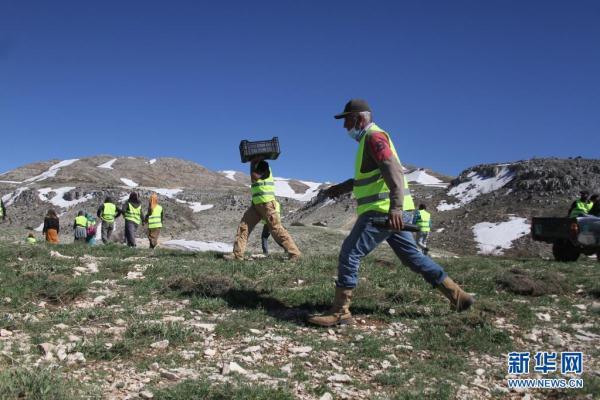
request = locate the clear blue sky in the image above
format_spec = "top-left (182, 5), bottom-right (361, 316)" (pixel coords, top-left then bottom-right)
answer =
top-left (1, 0), bottom-right (598, 182)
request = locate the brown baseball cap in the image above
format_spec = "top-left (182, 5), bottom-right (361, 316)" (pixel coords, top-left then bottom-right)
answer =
top-left (334, 99), bottom-right (372, 119)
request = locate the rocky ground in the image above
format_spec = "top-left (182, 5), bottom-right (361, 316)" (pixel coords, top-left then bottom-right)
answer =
top-left (0, 230), bottom-right (598, 399)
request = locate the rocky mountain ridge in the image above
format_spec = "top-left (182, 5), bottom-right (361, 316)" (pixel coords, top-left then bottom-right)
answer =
top-left (1, 156), bottom-right (599, 258)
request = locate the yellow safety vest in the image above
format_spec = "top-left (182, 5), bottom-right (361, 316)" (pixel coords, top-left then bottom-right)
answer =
top-left (261, 200), bottom-right (281, 224)
top-left (416, 210), bottom-right (431, 232)
top-left (75, 215), bottom-right (88, 227)
top-left (251, 167), bottom-right (276, 205)
top-left (101, 202), bottom-right (117, 222)
top-left (353, 124), bottom-right (415, 215)
top-left (570, 200), bottom-right (593, 217)
top-left (26, 237), bottom-right (37, 244)
top-left (148, 204), bottom-right (163, 229)
top-left (124, 203), bottom-right (142, 225)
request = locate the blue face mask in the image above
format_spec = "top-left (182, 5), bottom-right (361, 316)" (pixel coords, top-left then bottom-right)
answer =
top-left (347, 127), bottom-right (365, 142)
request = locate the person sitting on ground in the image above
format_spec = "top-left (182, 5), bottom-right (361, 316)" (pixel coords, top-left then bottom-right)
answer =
top-left (568, 190), bottom-right (593, 217)
top-left (122, 192), bottom-right (144, 247)
top-left (73, 211), bottom-right (88, 243)
top-left (26, 232), bottom-right (37, 244)
top-left (42, 209), bottom-right (60, 244)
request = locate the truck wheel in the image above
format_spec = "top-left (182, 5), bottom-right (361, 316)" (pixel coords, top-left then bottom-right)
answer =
top-left (552, 240), bottom-right (580, 262)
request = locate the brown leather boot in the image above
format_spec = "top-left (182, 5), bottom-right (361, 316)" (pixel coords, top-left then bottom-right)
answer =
top-left (437, 277), bottom-right (474, 312)
top-left (307, 287), bottom-right (353, 327)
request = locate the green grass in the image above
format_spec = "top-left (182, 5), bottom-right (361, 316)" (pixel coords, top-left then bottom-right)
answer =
top-left (0, 238), bottom-right (598, 399)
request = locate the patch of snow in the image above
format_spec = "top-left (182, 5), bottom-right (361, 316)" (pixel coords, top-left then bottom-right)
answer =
top-left (119, 193), bottom-right (130, 203)
top-left (34, 223), bottom-right (44, 232)
top-left (0, 180), bottom-right (22, 184)
top-left (151, 188), bottom-right (182, 198)
top-left (274, 178), bottom-right (322, 202)
top-left (437, 166), bottom-right (515, 211)
top-left (220, 170), bottom-right (238, 181)
top-left (175, 198), bottom-right (213, 212)
top-left (405, 169), bottom-right (448, 187)
top-left (23, 159), bottom-right (79, 183)
top-left (472, 216), bottom-right (530, 255)
top-left (97, 159), bottom-right (117, 169)
top-left (161, 240), bottom-right (232, 253)
top-left (187, 202), bottom-right (214, 212)
top-left (437, 200), bottom-right (462, 211)
top-left (149, 159), bottom-right (157, 165)
top-left (436, 228), bottom-right (445, 233)
top-left (120, 178), bottom-right (139, 188)
top-left (2, 187), bottom-right (29, 206)
top-left (38, 187), bottom-right (94, 209)
top-left (318, 198), bottom-right (336, 209)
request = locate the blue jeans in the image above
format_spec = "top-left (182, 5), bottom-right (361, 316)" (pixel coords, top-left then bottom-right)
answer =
top-left (337, 211), bottom-right (447, 289)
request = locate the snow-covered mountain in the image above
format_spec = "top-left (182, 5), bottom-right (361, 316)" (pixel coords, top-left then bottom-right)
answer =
top-left (2, 156), bottom-right (597, 257)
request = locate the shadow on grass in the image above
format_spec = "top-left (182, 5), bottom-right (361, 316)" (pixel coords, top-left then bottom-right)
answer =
top-left (211, 288), bottom-right (379, 326)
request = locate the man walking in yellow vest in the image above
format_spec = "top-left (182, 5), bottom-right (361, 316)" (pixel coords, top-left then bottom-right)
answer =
top-left (224, 158), bottom-right (301, 261)
top-left (413, 204), bottom-right (432, 255)
top-left (308, 99), bottom-right (474, 327)
top-left (122, 192), bottom-right (144, 247)
top-left (97, 196), bottom-right (121, 244)
top-left (145, 193), bottom-right (163, 249)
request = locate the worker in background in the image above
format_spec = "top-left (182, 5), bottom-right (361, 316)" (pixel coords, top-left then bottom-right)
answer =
top-left (26, 232), bottom-right (37, 244)
top-left (122, 192), bottom-right (144, 248)
top-left (97, 196), bottom-right (121, 244)
top-left (413, 203), bottom-right (432, 255)
top-left (145, 193), bottom-right (163, 249)
top-left (42, 209), bottom-right (60, 244)
top-left (568, 191), bottom-right (593, 217)
top-left (224, 157), bottom-right (301, 261)
top-left (308, 99), bottom-right (474, 327)
top-left (73, 211), bottom-right (88, 243)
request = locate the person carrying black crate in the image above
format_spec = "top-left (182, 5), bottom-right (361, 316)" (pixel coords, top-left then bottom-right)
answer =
top-left (224, 158), bottom-right (301, 261)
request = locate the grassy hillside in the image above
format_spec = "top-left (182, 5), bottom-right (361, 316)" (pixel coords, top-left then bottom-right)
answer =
top-left (0, 234), bottom-right (598, 399)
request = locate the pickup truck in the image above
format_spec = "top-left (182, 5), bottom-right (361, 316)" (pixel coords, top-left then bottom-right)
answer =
top-left (531, 216), bottom-right (600, 261)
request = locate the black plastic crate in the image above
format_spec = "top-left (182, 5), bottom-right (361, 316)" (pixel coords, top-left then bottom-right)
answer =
top-left (239, 137), bottom-right (280, 163)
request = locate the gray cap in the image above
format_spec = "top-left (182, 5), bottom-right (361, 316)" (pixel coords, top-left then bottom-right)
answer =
top-left (334, 99), bottom-right (372, 119)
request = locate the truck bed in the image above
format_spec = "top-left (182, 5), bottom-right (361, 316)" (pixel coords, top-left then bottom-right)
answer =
top-left (531, 217), bottom-right (575, 243)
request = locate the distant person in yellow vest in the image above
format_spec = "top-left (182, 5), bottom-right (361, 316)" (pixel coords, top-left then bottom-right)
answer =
top-left (97, 196), bottom-right (121, 244)
top-left (0, 199), bottom-right (6, 222)
top-left (308, 99), bottom-right (473, 327)
top-left (26, 232), bottom-right (37, 244)
top-left (224, 158), bottom-right (301, 261)
top-left (73, 211), bottom-right (88, 242)
top-left (261, 200), bottom-right (285, 255)
top-left (122, 192), bottom-right (144, 248)
top-left (145, 193), bottom-right (163, 249)
top-left (568, 191), bottom-right (593, 217)
top-left (413, 204), bottom-right (432, 255)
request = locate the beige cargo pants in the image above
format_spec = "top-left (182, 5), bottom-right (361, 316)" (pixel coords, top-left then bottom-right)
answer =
top-left (233, 200), bottom-right (301, 259)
